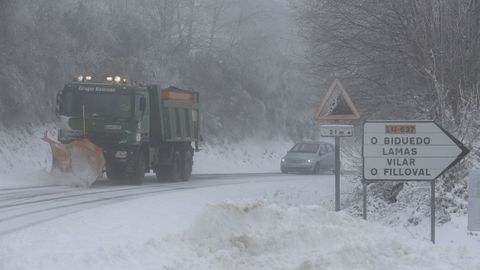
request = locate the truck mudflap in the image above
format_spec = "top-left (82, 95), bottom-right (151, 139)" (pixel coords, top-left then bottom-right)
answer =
top-left (42, 132), bottom-right (105, 186)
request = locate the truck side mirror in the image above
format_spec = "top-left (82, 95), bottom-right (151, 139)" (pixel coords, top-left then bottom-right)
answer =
top-left (140, 97), bottom-right (146, 112)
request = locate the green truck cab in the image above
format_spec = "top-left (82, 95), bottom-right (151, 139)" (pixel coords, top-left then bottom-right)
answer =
top-left (56, 76), bottom-right (200, 184)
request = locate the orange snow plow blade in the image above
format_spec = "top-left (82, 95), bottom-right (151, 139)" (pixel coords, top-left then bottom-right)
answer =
top-left (43, 133), bottom-right (105, 186)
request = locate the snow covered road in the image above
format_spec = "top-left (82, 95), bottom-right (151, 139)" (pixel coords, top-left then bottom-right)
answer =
top-left (0, 173), bottom-right (350, 236)
top-left (1, 173), bottom-right (478, 270)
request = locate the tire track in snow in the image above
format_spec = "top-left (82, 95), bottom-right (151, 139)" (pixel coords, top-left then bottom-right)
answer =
top-left (0, 173), bottom-right (282, 209)
top-left (0, 173), bottom-right (296, 235)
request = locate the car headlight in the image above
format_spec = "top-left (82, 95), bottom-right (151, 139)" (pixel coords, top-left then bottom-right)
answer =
top-left (281, 158), bottom-right (285, 163)
top-left (307, 159), bottom-right (312, 163)
top-left (115, 151), bottom-right (128, 159)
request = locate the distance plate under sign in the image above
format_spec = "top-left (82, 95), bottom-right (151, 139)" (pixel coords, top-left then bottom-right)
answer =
top-left (320, 125), bottom-right (354, 137)
top-left (363, 120), bottom-right (469, 181)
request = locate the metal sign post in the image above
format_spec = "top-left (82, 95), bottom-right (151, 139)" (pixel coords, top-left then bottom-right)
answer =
top-left (431, 181), bottom-right (435, 243)
top-left (363, 179), bottom-right (437, 242)
top-left (362, 120), bottom-right (469, 243)
top-left (468, 170), bottom-right (480, 231)
top-left (335, 136), bottom-right (341, 211)
top-left (316, 79), bottom-right (359, 212)
top-left (321, 125), bottom-right (353, 212)
top-left (362, 180), bottom-right (367, 220)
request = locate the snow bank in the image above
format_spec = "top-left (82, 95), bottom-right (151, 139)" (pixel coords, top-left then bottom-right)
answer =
top-left (0, 126), bottom-right (56, 187)
top-left (4, 201), bottom-right (476, 270)
top-left (0, 175), bottom-right (477, 270)
top-left (193, 138), bottom-right (355, 174)
top-left (193, 139), bottom-right (293, 174)
top-left (0, 123), bottom-right (293, 177)
top-left (173, 201), bottom-right (476, 270)
top-left (0, 126), bottom-right (98, 188)
top-left (0, 124), bottom-right (341, 182)
top-left (0, 126), bottom-right (294, 186)
top-left (0, 125), bottom-right (53, 174)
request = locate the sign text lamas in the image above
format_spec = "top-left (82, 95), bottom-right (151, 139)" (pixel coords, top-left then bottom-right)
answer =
top-left (363, 121), bottom-right (469, 181)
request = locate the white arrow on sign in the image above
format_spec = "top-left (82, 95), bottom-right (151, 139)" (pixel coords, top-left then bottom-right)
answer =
top-left (363, 121), bottom-right (469, 181)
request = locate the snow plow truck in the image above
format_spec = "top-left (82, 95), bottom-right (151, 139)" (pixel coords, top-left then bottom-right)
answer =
top-left (44, 75), bottom-right (200, 185)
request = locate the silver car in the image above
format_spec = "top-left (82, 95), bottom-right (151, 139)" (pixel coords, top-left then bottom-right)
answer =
top-left (280, 141), bottom-right (335, 174)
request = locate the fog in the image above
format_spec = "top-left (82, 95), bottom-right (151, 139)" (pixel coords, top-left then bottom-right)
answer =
top-left (0, 0), bottom-right (317, 141)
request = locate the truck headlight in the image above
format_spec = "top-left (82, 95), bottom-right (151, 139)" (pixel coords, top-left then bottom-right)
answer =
top-left (115, 151), bottom-right (127, 158)
top-left (58, 129), bottom-right (83, 141)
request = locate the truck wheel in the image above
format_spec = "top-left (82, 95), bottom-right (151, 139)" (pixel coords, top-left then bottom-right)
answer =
top-left (106, 164), bottom-right (124, 182)
top-left (129, 154), bottom-right (145, 185)
top-left (155, 152), bottom-right (182, 182)
top-left (181, 151), bottom-right (193, 181)
top-left (155, 165), bottom-right (168, 181)
top-left (170, 152), bottom-right (182, 182)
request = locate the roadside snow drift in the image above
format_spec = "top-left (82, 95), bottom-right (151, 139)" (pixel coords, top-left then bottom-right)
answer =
top-left (193, 139), bottom-right (293, 174)
top-left (2, 200), bottom-right (476, 270)
top-left (173, 201), bottom-right (474, 270)
top-left (0, 127), bottom-right (52, 175)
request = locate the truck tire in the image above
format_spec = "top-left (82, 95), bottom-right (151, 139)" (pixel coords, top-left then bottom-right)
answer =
top-left (106, 164), bottom-right (124, 182)
top-left (129, 153), bottom-right (145, 185)
top-left (170, 151), bottom-right (182, 182)
top-left (155, 166), bottom-right (168, 181)
top-left (155, 151), bottom-right (183, 182)
top-left (181, 151), bottom-right (193, 181)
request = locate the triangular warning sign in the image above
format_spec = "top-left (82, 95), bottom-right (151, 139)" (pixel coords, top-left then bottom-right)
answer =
top-left (315, 79), bottom-right (360, 121)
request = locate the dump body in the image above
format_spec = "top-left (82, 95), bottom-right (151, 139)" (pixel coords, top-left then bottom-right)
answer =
top-left (55, 82), bottom-right (200, 184)
top-left (148, 85), bottom-right (200, 146)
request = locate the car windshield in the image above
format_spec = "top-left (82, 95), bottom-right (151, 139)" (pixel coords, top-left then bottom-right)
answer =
top-left (62, 91), bottom-right (133, 119)
top-left (289, 143), bottom-right (319, 153)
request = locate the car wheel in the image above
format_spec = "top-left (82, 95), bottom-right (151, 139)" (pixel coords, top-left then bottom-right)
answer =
top-left (281, 168), bottom-right (288, 174)
top-left (313, 163), bottom-right (321, 175)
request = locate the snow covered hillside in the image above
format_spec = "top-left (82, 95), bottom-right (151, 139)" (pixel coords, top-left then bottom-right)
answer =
top-left (193, 139), bottom-right (293, 174)
top-left (0, 125), bottom-right (296, 186)
top-left (0, 126), bottom-right (53, 174)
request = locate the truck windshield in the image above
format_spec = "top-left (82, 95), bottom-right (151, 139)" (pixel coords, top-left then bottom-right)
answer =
top-left (62, 91), bottom-right (133, 119)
